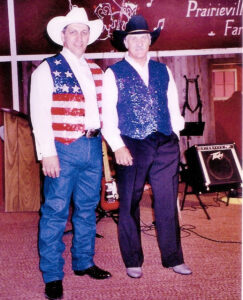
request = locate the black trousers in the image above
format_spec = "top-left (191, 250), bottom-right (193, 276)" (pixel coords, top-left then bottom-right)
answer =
top-left (116, 132), bottom-right (184, 268)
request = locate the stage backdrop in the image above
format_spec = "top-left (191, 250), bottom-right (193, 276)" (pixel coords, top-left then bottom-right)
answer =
top-left (1, 0), bottom-right (242, 55)
top-left (0, 1), bottom-right (9, 55)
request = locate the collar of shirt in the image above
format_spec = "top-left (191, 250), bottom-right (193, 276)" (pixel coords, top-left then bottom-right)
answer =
top-left (61, 47), bottom-right (87, 66)
top-left (125, 52), bottom-right (150, 86)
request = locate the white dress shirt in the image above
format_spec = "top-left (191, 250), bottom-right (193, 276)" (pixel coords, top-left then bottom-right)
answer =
top-left (102, 53), bottom-right (185, 152)
top-left (30, 47), bottom-right (100, 160)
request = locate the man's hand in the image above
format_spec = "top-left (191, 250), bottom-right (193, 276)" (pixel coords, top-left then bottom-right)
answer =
top-left (42, 155), bottom-right (60, 178)
top-left (115, 146), bottom-right (133, 166)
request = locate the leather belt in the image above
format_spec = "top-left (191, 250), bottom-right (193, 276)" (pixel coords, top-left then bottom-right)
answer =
top-left (83, 129), bottom-right (101, 138)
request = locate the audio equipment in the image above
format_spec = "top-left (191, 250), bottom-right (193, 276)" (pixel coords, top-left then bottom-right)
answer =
top-left (185, 143), bottom-right (242, 193)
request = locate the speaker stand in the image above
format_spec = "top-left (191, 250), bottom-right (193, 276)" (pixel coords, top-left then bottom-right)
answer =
top-left (215, 188), bottom-right (240, 206)
top-left (96, 207), bottom-right (119, 225)
top-left (180, 182), bottom-right (211, 220)
top-left (63, 208), bottom-right (118, 239)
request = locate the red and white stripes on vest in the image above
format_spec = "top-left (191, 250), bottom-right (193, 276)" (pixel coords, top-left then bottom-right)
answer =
top-left (46, 54), bottom-right (102, 145)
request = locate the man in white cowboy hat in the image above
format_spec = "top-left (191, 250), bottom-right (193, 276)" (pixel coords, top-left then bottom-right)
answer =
top-left (102, 15), bottom-right (192, 279)
top-left (30, 6), bottom-right (111, 300)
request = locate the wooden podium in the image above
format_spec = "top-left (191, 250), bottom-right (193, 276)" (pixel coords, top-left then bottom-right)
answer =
top-left (1, 108), bottom-right (41, 212)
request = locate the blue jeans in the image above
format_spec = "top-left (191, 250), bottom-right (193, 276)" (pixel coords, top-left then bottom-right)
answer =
top-left (38, 136), bottom-right (102, 283)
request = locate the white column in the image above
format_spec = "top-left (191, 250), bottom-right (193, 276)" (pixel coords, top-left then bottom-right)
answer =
top-left (8, 0), bottom-right (19, 111)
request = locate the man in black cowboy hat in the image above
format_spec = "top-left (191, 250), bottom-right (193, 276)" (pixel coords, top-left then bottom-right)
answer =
top-left (102, 15), bottom-right (192, 278)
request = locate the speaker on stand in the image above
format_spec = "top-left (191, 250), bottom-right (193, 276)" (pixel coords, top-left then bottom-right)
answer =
top-left (179, 121), bottom-right (207, 216)
top-left (180, 143), bottom-right (243, 219)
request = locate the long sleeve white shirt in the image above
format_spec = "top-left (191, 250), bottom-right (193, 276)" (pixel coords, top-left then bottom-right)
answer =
top-left (102, 53), bottom-right (185, 152)
top-left (30, 47), bottom-right (100, 160)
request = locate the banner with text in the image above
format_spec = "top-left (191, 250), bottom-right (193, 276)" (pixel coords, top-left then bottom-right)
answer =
top-left (4, 0), bottom-right (242, 54)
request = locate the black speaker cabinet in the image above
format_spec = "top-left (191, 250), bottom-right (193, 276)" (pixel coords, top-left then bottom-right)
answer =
top-left (185, 143), bottom-right (243, 193)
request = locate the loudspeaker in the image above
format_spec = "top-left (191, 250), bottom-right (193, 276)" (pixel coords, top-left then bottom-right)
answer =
top-left (185, 143), bottom-right (243, 192)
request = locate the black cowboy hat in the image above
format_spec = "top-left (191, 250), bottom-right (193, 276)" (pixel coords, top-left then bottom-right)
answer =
top-left (111, 15), bottom-right (161, 51)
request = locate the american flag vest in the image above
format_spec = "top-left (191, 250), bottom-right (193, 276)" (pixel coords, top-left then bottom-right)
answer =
top-left (46, 53), bottom-right (102, 145)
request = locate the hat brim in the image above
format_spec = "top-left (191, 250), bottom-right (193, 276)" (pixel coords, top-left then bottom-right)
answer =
top-left (111, 27), bottom-right (161, 52)
top-left (47, 16), bottom-right (103, 46)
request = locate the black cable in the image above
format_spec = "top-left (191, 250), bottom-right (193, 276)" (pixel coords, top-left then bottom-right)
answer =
top-left (140, 219), bottom-right (156, 237)
top-left (137, 190), bottom-right (241, 244)
top-left (139, 215), bottom-right (241, 244)
top-left (180, 224), bottom-right (242, 244)
top-left (182, 201), bottom-right (219, 212)
top-left (140, 220), bottom-right (241, 244)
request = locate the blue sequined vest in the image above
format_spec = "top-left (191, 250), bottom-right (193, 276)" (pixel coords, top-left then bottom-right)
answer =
top-left (110, 59), bottom-right (172, 139)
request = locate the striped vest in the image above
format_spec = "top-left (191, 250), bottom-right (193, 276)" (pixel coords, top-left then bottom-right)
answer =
top-left (46, 53), bottom-right (102, 144)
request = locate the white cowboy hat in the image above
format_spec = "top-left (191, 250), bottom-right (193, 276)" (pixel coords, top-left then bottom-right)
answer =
top-left (47, 6), bottom-right (103, 46)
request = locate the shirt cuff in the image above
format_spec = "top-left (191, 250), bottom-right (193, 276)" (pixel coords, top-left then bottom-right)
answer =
top-left (35, 139), bottom-right (57, 160)
top-left (102, 133), bottom-right (125, 152)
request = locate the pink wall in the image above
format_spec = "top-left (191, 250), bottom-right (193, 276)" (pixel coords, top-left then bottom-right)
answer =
top-left (214, 91), bottom-right (242, 162)
top-left (0, 113), bottom-right (4, 208)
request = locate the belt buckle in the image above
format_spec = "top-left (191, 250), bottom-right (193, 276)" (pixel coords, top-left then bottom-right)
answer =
top-left (86, 129), bottom-right (94, 138)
